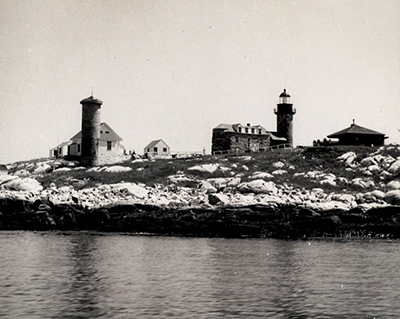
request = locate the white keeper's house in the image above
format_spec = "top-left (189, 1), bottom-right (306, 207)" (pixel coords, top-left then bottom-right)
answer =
top-left (49, 122), bottom-right (125, 158)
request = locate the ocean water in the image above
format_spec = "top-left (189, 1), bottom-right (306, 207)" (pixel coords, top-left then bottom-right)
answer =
top-left (0, 231), bottom-right (399, 318)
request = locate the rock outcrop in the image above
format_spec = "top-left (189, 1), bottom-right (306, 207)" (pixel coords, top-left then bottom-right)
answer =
top-left (2, 144), bottom-right (400, 238)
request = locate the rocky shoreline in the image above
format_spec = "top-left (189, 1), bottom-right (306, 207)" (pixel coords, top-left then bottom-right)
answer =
top-left (1, 190), bottom-right (400, 239)
top-left (1, 145), bottom-right (400, 238)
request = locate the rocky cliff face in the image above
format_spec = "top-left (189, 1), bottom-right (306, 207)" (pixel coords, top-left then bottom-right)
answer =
top-left (1, 145), bottom-right (399, 238)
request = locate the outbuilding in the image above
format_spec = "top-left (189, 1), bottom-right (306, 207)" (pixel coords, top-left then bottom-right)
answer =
top-left (143, 139), bottom-right (170, 158)
top-left (327, 120), bottom-right (387, 146)
top-left (49, 141), bottom-right (71, 158)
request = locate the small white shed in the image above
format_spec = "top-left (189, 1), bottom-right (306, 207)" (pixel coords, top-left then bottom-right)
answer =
top-left (143, 139), bottom-right (170, 158)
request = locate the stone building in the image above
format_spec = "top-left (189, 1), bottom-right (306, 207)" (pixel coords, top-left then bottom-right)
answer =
top-left (211, 89), bottom-right (295, 154)
top-left (211, 123), bottom-right (285, 154)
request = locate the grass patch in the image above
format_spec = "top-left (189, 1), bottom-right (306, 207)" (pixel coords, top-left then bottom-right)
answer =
top-left (33, 145), bottom-right (395, 193)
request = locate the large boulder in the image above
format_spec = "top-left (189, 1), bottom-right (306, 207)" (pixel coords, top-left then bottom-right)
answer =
top-left (367, 165), bottom-right (381, 173)
top-left (188, 164), bottom-right (229, 174)
top-left (0, 175), bottom-right (18, 186)
top-left (360, 157), bottom-right (377, 167)
top-left (251, 172), bottom-right (274, 179)
top-left (331, 194), bottom-right (355, 204)
top-left (237, 179), bottom-right (277, 194)
top-left (388, 160), bottom-right (400, 174)
top-left (33, 163), bottom-right (53, 174)
top-left (208, 193), bottom-right (230, 205)
top-left (111, 183), bottom-right (148, 198)
top-left (271, 169), bottom-right (287, 176)
top-left (379, 156), bottom-right (396, 169)
top-left (351, 178), bottom-right (374, 189)
top-left (319, 178), bottom-right (337, 187)
top-left (205, 177), bottom-right (241, 190)
top-left (337, 152), bottom-right (356, 165)
top-left (103, 165), bottom-right (132, 173)
top-left (0, 177), bottom-right (43, 192)
top-left (168, 175), bottom-right (199, 188)
top-left (54, 167), bottom-right (72, 172)
top-left (371, 190), bottom-right (386, 200)
top-left (387, 180), bottom-right (400, 190)
top-left (384, 190), bottom-right (400, 205)
top-left (199, 181), bottom-right (217, 193)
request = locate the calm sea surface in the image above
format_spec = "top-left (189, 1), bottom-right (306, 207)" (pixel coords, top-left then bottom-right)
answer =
top-left (0, 231), bottom-right (399, 319)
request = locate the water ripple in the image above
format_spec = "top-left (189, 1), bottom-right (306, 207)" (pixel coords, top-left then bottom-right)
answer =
top-left (0, 232), bottom-right (399, 318)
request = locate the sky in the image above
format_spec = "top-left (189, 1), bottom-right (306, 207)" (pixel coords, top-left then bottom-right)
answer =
top-left (0, 0), bottom-right (399, 163)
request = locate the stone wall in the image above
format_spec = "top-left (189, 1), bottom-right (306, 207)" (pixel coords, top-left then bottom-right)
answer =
top-left (212, 129), bottom-right (271, 153)
top-left (229, 134), bottom-right (270, 152)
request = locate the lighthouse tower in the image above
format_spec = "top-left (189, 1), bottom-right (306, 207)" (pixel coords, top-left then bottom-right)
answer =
top-left (80, 95), bottom-right (102, 166)
top-left (274, 89), bottom-right (296, 147)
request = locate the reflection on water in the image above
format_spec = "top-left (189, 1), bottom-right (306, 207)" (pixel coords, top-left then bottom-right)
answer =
top-left (0, 232), bottom-right (399, 318)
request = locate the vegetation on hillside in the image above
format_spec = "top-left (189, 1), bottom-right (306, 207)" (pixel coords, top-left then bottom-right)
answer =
top-left (26, 145), bottom-right (399, 193)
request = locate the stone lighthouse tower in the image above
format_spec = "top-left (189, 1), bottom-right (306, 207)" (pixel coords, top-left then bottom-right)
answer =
top-left (274, 89), bottom-right (296, 147)
top-left (80, 95), bottom-right (102, 166)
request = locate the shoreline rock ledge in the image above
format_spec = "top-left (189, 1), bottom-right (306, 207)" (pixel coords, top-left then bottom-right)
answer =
top-left (1, 187), bottom-right (400, 238)
top-left (2, 144), bottom-right (400, 238)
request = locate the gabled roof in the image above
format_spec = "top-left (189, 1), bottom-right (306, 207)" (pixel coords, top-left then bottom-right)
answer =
top-left (327, 123), bottom-right (385, 138)
top-left (70, 122), bottom-right (123, 141)
top-left (144, 139), bottom-right (170, 150)
top-left (50, 140), bottom-right (72, 151)
top-left (213, 123), bottom-right (269, 134)
top-left (213, 124), bottom-right (236, 132)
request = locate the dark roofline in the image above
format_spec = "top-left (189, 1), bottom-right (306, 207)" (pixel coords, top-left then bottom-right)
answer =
top-left (80, 96), bottom-right (103, 105)
top-left (144, 139), bottom-right (170, 150)
top-left (327, 123), bottom-right (385, 138)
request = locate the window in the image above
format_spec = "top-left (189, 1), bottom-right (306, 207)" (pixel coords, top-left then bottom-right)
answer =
top-left (163, 147), bottom-right (167, 152)
top-left (251, 128), bottom-right (255, 134)
top-left (235, 136), bottom-right (239, 143)
top-left (245, 128), bottom-right (248, 133)
top-left (77, 144), bottom-right (81, 152)
top-left (238, 127), bottom-right (242, 133)
top-left (259, 129), bottom-right (262, 134)
top-left (154, 147), bottom-right (158, 154)
top-left (100, 131), bottom-right (103, 133)
top-left (107, 141), bottom-right (112, 151)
